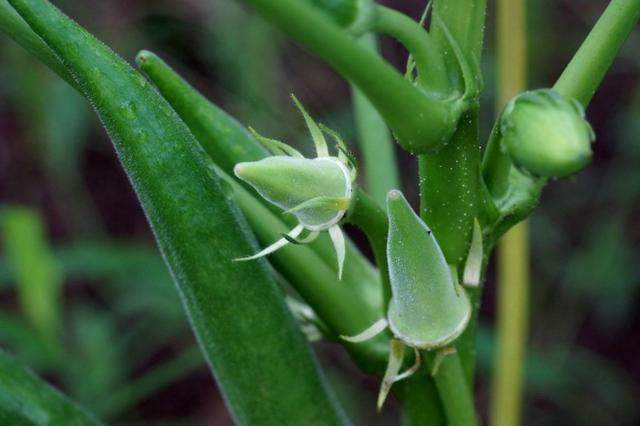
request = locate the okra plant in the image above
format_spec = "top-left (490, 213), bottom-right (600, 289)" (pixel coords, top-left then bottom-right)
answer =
top-left (0, 0), bottom-right (638, 424)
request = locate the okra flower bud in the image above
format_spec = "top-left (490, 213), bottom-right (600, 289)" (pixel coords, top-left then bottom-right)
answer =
top-left (234, 96), bottom-right (356, 279)
top-left (341, 190), bottom-right (471, 409)
top-left (501, 89), bottom-right (595, 178)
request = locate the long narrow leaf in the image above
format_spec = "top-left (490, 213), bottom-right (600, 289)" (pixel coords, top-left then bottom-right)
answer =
top-left (0, 206), bottom-right (62, 344)
top-left (4, 0), bottom-right (346, 423)
top-left (0, 350), bottom-right (100, 425)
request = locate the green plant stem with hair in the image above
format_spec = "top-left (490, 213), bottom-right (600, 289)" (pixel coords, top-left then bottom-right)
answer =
top-left (372, 6), bottom-right (449, 92)
top-left (413, 0), bottom-right (487, 422)
top-left (554, 0), bottom-right (640, 105)
top-left (490, 0), bottom-right (529, 425)
top-left (239, 0), bottom-right (464, 154)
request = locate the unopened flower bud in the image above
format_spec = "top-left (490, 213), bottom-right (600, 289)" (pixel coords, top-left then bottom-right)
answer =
top-left (234, 156), bottom-right (352, 231)
top-left (501, 89), bottom-right (595, 178)
top-left (233, 95), bottom-right (357, 279)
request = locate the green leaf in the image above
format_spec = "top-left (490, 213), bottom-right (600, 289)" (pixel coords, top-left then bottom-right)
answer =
top-left (0, 206), bottom-right (62, 344)
top-left (0, 349), bottom-right (100, 425)
top-left (5, 0), bottom-right (346, 423)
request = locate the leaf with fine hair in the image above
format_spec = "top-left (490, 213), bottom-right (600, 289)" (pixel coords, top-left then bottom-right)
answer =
top-left (4, 0), bottom-right (346, 423)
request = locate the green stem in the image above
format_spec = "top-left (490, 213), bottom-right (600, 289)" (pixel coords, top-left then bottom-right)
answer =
top-left (372, 6), bottom-right (449, 92)
top-left (490, 0), bottom-right (528, 424)
top-left (491, 223), bottom-right (529, 426)
top-left (430, 0), bottom-right (487, 92)
top-left (351, 34), bottom-right (399, 205)
top-left (554, 0), bottom-right (640, 105)
top-left (418, 111), bottom-right (481, 267)
top-left (347, 188), bottom-right (390, 309)
top-left (395, 374), bottom-right (445, 426)
top-left (239, 0), bottom-right (462, 154)
top-left (426, 352), bottom-right (477, 426)
top-left (417, 92), bottom-right (481, 426)
top-left (414, 1), bottom-right (486, 423)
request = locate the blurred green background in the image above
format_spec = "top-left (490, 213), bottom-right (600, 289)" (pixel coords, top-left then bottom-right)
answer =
top-left (0, 0), bottom-right (638, 424)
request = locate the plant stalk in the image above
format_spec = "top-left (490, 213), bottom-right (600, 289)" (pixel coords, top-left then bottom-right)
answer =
top-left (414, 1), bottom-right (487, 423)
top-left (490, 0), bottom-right (529, 425)
top-left (554, 0), bottom-right (640, 105)
top-left (238, 0), bottom-right (463, 154)
top-left (372, 6), bottom-right (449, 91)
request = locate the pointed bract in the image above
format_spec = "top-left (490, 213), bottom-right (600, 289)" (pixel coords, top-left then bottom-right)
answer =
top-left (377, 339), bottom-right (405, 410)
top-left (463, 218), bottom-right (483, 287)
top-left (340, 318), bottom-right (388, 343)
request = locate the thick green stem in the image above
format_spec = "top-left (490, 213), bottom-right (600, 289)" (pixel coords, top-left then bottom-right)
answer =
top-left (351, 35), bottom-right (399, 205)
top-left (395, 374), bottom-right (445, 426)
top-left (372, 6), bottom-right (449, 92)
top-left (430, 0), bottom-right (486, 92)
top-left (413, 1), bottom-right (486, 423)
top-left (417, 98), bottom-right (481, 426)
top-left (490, 0), bottom-right (528, 424)
top-left (418, 111), bottom-right (481, 267)
top-left (425, 352), bottom-right (477, 426)
top-left (554, 0), bottom-right (640, 105)
top-left (239, 0), bottom-right (462, 154)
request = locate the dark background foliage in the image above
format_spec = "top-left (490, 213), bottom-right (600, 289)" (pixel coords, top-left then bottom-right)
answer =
top-left (0, 0), bottom-right (638, 424)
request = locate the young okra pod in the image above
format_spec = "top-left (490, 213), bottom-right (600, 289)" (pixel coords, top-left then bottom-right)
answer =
top-left (343, 190), bottom-right (471, 408)
top-left (385, 190), bottom-right (471, 350)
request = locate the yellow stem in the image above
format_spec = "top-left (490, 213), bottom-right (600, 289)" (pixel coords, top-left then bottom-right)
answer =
top-left (490, 0), bottom-right (529, 425)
